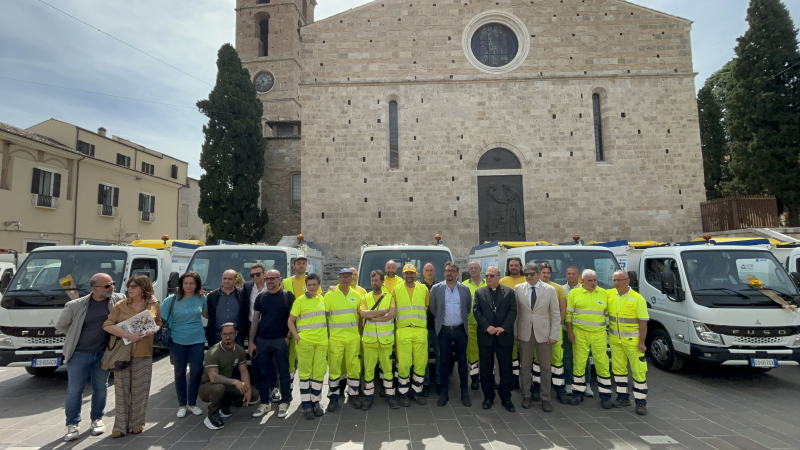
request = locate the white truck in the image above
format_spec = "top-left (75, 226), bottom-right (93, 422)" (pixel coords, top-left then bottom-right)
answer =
top-left (468, 240), bottom-right (624, 289)
top-left (0, 244), bottom-right (178, 375)
top-left (626, 240), bottom-right (800, 372)
top-left (356, 241), bottom-right (454, 290)
top-left (185, 237), bottom-right (325, 292)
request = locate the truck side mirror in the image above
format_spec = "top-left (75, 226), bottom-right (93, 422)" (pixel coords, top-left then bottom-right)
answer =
top-left (0, 271), bottom-right (12, 293)
top-left (791, 272), bottom-right (800, 289)
top-left (627, 271), bottom-right (638, 290)
top-left (660, 271), bottom-right (684, 302)
top-left (167, 272), bottom-right (180, 294)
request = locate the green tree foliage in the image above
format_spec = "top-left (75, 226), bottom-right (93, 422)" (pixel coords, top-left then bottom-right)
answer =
top-left (197, 44), bottom-right (268, 243)
top-left (698, 62), bottom-right (733, 199)
top-left (724, 0), bottom-right (800, 223)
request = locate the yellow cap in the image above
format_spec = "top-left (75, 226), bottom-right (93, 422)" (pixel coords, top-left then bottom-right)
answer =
top-left (402, 263), bottom-right (417, 274)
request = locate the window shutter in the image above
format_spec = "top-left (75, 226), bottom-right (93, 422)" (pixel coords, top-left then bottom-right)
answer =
top-left (31, 168), bottom-right (41, 194)
top-left (116, 154), bottom-right (123, 165)
top-left (150, 196), bottom-right (155, 213)
top-left (138, 193), bottom-right (145, 212)
top-left (52, 173), bottom-right (61, 198)
top-left (90, 144), bottom-right (95, 157)
top-left (141, 162), bottom-right (146, 172)
top-left (126, 156), bottom-right (131, 168)
top-left (98, 184), bottom-right (104, 204)
top-left (113, 187), bottom-right (119, 207)
top-left (171, 165), bottom-right (178, 179)
top-left (150, 165), bottom-right (154, 175)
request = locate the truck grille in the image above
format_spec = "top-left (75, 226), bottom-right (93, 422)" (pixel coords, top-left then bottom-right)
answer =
top-left (730, 336), bottom-right (784, 345)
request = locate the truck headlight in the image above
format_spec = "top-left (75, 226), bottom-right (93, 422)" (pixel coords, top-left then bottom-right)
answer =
top-left (693, 322), bottom-right (724, 345)
top-left (0, 332), bottom-right (14, 348)
top-left (790, 335), bottom-right (800, 348)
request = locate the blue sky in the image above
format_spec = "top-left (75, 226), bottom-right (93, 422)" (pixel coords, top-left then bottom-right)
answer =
top-left (0, 0), bottom-right (797, 178)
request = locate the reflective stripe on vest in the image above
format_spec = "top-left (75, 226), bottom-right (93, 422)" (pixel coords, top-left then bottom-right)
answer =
top-left (297, 322), bottom-right (326, 331)
top-left (295, 296), bottom-right (327, 338)
top-left (609, 316), bottom-right (640, 324)
top-left (567, 287), bottom-right (608, 331)
top-left (609, 328), bottom-right (639, 338)
top-left (608, 289), bottom-right (646, 339)
top-left (362, 292), bottom-right (395, 345)
top-left (395, 284), bottom-right (428, 328)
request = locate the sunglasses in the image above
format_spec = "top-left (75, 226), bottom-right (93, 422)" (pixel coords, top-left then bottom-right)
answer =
top-left (524, 273), bottom-right (537, 277)
top-left (250, 272), bottom-right (263, 278)
top-left (97, 282), bottom-right (115, 289)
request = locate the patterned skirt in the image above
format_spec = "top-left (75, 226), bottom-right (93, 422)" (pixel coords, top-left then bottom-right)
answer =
top-left (113, 356), bottom-right (152, 435)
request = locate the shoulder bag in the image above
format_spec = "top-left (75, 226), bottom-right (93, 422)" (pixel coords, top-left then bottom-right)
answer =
top-left (154, 294), bottom-right (176, 349)
top-left (100, 335), bottom-right (131, 372)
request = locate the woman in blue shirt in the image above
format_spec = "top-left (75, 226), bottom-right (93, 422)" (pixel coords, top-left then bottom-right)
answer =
top-left (162, 271), bottom-right (208, 417)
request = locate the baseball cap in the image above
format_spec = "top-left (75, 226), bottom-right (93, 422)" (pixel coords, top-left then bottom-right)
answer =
top-left (294, 255), bottom-right (308, 261)
top-left (338, 268), bottom-right (353, 275)
top-left (402, 263), bottom-right (417, 274)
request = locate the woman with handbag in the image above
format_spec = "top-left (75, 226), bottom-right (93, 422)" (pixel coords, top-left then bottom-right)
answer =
top-left (160, 271), bottom-right (208, 418)
top-left (103, 274), bottom-right (162, 438)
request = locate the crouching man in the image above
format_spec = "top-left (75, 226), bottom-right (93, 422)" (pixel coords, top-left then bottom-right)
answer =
top-left (199, 323), bottom-right (260, 429)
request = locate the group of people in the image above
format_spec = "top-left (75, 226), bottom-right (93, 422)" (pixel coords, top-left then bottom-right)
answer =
top-left (55, 254), bottom-right (650, 441)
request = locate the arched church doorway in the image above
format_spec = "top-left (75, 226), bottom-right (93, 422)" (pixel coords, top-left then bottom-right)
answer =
top-left (477, 148), bottom-right (526, 242)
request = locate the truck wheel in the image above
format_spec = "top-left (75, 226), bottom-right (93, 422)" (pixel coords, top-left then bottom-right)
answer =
top-left (25, 366), bottom-right (58, 377)
top-left (648, 329), bottom-right (684, 372)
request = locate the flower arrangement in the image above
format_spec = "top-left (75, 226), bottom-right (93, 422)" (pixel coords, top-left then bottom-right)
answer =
top-left (749, 279), bottom-right (764, 289)
top-left (60, 278), bottom-right (72, 288)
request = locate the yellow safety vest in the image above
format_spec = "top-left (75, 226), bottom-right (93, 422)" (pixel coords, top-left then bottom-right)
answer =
top-left (566, 286), bottom-right (608, 332)
top-left (293, 294), bottom-right (328, 344)
top-left (607, 288), bottom-right (649, 340)
top-left (324, 286), bottom-right (362, 341)
top-left (394, 283), bottom-right (428, 328)
top-left (362, 292), bottom-right (395, 345)
top-left (283, 276), bottom-right (322, 296)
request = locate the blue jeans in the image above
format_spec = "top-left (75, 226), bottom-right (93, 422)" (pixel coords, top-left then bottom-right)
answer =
top-left (169, 341), bottom-right (205, 407)
top-left (563, 328), bottom-right (593, 387)
top-left (65, 352), bottom-right (109, 426)
top-left (424, 329), bottom-right (440, 386)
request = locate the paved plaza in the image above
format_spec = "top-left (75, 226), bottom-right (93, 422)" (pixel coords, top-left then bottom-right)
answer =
top-left (2, 356), bottom-right (800, 450)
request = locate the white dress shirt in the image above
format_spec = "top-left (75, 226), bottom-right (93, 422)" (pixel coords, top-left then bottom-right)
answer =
top-left (249, 283), bottom-right (268, 321)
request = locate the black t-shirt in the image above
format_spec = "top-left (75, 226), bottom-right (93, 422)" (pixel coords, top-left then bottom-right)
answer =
top-left (424, 281), bottom-right (436, 330)
top-left (253, 289), bottom-right (295, 340)
top-left (74, 298), bottom-right (111, 353)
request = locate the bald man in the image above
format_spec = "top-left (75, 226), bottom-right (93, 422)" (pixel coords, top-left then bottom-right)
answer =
top-left (206, 269), bottom-right (250, 346)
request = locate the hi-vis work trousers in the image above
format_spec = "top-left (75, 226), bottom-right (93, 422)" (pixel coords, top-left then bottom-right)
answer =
top-left (467, 318), bottom-right (480, 381)
top-left (571, 329), bottom-right (612, 400)
top-left (363, 343), bottom-right (395, 401)
top-left (610, 338), bottom-right (648, 405)
top-left (532, 326), bottom-right (566, 395)
top-left (327, 338), bottom-right (361, 401)
top-left (296, 339), bottom-right (327, 410)
top-left (395, 327), bottom-right (427, 398)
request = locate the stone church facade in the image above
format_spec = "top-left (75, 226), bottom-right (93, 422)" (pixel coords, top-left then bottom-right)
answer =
top-left (236, 0), bottom-right (705, 257)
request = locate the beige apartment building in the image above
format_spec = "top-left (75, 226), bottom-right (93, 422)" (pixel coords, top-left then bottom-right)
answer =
top-left (0, 119), bottom-right (189, 252)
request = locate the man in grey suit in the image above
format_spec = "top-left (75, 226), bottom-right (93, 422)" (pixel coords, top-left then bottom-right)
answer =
top-left (515, 263), bottom-right (561, 412)
top-left (430, 261), bottom-right (473, 407)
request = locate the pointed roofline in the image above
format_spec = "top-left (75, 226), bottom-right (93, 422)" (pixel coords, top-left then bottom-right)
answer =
top-left (617, 0), bottom-right (692, 24)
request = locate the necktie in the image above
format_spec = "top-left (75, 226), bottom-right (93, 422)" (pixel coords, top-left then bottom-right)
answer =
top-left (530, 285), bottom-right (537, 309)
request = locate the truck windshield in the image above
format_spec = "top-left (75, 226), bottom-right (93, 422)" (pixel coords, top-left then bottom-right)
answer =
top-left (681, 250), bottom-right (800, 308)
top-left (187, 250), bottom-right (287, 291)
top-left (358, 250), bottom-right (452, 290)
top-left (2, 250), bottom-right (127, 309)
top-left (525, 250), bottom-right (621, 289)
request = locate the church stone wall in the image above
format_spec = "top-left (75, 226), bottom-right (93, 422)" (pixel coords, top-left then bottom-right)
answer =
top-left (262, 137), bottom-right (302, 240)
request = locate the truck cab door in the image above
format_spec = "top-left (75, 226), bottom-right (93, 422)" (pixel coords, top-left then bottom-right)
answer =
top-left (639, 255), bottom-right (690, 355)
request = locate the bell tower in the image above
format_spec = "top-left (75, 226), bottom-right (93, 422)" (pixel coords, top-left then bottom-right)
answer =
top-left (235, 0), bottom-right (314, 239)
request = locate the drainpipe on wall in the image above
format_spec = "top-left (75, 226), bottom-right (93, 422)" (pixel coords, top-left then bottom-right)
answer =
top-left (72, 128), bottom-right (86, 244)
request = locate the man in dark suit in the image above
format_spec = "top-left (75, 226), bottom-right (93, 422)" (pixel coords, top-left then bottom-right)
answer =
top-left (429, 262), bottom-right (473, 407)
top-left (206, 270), bottom-right (250, 346)
top-left (473, 266), bottom-right (518, 412)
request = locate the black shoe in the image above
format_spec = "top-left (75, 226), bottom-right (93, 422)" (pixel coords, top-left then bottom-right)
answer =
top-left (362, 400), bottom-right (373, 410)
top-left (386, 396), bottom-right (400, 409)
top-left (502, 401), bottom-right (516, 412)
top-left (482, 399), bottom-right (493, 409)
top-left (471, 380), bottom-right (480, 391)
top-left (416, 395), bottom-right (428, 405)
top-left (421, 385), bottom-right (430, 397)
top-left (612, 398), bottom-right (631, 408)
top-left (303, 408), bottom-right (315, 420)
top-left (568, 396), bottom-right (584, 406)
top-left (437, 395), bottom-right (449, 407)
top-left (400, 397), bottom-right (410, 408)
top-left (314, 403), bottom-right (325, 416)
top-left (204, 411), bottom-right (225, 430)
top-left (542, 401), bottom-right (553, 413)
top-left (461, 392), bottom-right (472, 407)
top-left (636, 404), bottom-right (648, 416)
top-left (532, 391), bottom-right (541, 402)
top-left (326, 400), bottom-right (338, 413)
top-left (219, 405), bottom-right (232, 418)
top-left (600, 399), bottom-right (613, 410)
top-left (350, 397), bottom-right (362, 409)
top-left (557, 392), bottom-right (570, 405)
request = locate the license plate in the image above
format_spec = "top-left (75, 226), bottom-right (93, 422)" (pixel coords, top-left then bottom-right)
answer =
top-left (32, 357), bottom-right (61, 368)
top-left (750, 358), bottom-right (777, 368)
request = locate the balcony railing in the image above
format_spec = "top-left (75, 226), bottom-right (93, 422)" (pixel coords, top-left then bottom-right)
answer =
top-left (31, 194), bottom-right (59, 209)
top-left (140, 211), bottom-right (155, 222)
top-left (98, 205), bottom-right (118, 217)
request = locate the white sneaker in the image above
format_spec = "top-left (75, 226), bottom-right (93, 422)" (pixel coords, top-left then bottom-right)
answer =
top-left (187, 406), bottom-right (203, 416)
top-left (177, 407), bottom-right (187, 418)
top-left (91, 419), bottom-right (106, 436)
top-left (64, 425), bottom-right (79, 441)
top-left (585, 386), bottom-right (595, 397)
top-left (278, 403), bottom-right (289, 418)
top-left (253, 403), bottom-right (271, 418)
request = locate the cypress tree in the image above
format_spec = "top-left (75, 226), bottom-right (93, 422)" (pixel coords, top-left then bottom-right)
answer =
top-left (197, 44), bottom-right (268, 243)
top-left (698, 62), bottom-right (733, 200)
top-left (725, 0), bottom-right (800, 223)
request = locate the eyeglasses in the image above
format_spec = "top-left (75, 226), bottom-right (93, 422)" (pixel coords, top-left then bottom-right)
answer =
top-left (265, 277), bottom-right (279, 281)
top-left (250, 272), bottom-right (263, 278)
top-left (445, 269), bottom-right (458, 273)
top-left (524, 273), bottom-right (537, 277)
top-left (486, 274), bottom-right (498, 278)
top-left (98, 282), bottom-right (116, 289)
top-left (612, 279), bottom-right (628, 282)
top-left (221, 332), bottom-right (236, 338)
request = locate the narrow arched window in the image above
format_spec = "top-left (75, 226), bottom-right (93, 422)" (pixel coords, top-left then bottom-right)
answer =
top-left (302, 0), bottom-right (308, 20)
top-left (389, 101), bottom-right (399, 169)
top-left (592, 93), bottom-right (604, 161)
top-left (259, 19), bottom-right (269, 56)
